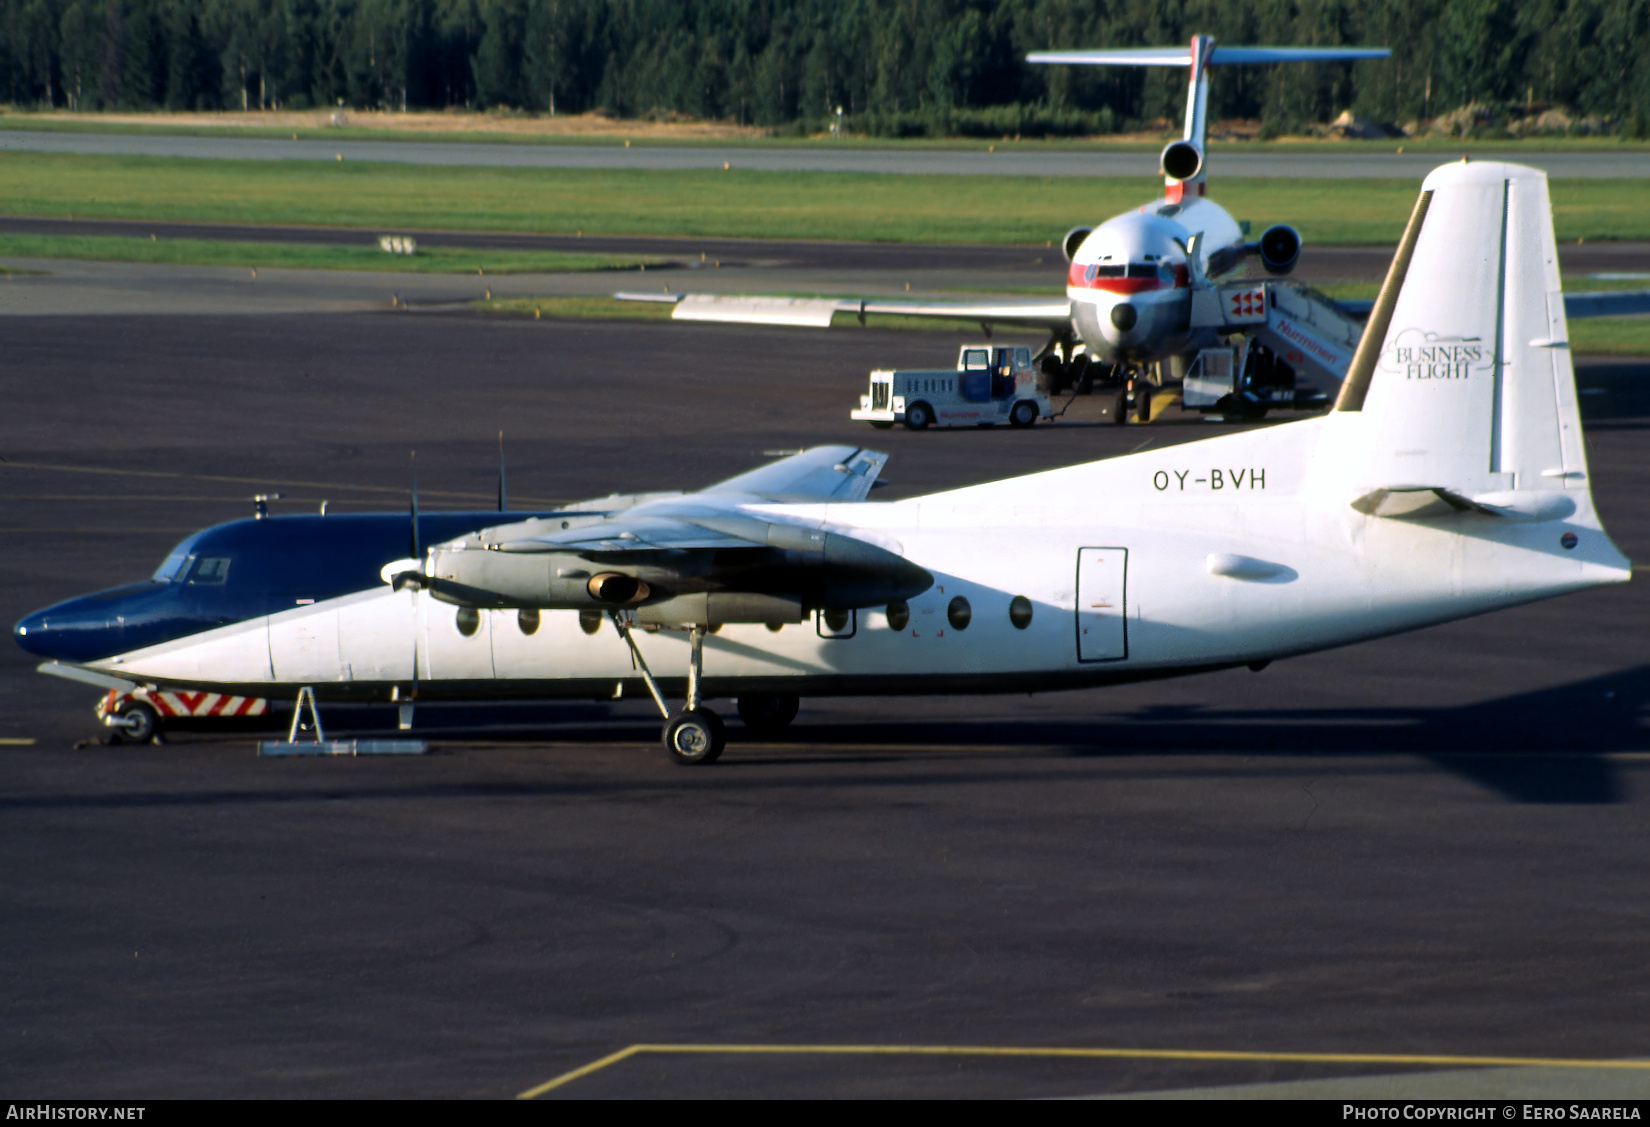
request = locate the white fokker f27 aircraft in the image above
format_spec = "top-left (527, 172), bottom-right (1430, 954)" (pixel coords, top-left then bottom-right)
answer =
top-left (17, 162), bottom-right (1631, 762)
top-left (623, 39), bottom-right (1650, 423)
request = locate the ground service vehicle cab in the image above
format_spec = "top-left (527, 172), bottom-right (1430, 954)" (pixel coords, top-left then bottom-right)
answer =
top-left (851, 345), bottom-right (1049, 430)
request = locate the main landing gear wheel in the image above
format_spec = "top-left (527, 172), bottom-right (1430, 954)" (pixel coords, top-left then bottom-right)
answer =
top-left (664, 708), bottom-right (725, 765)
top-left (905, 402), bottom-right (933, 430)
top-left (1112, 386), bottom-right (1130, 425)
top-left (737, 692), bottom-right (800, 734)
top-left (1009, 400), bottom-right (1037, 428)
top-left (1135, 386), bottom-right (1153, 424)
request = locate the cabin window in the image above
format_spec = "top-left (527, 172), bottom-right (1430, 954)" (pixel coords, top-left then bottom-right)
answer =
top-left (578, 610), bottom-right (603, 635)
top-left (518, 608), bottom-right (540, 636)
top-left (885, 600), bottom-right (910, 631)
top-left (455, 607), bottom-right (480, 637)
top-left (188, 557), bottom-right (231, 585)
top-left (1009, 595), bottom-right (1033, 630)
top-left (947, 596), bottom-right (972, 630)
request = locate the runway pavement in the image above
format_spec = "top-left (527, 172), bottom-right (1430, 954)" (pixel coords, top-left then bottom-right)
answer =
top-left (2, 128), bottom-right (1646, 178)
top-left (1, 291), bottom-right (1648, 1097)
top-left (2, 233), bottom-right (1648, 320)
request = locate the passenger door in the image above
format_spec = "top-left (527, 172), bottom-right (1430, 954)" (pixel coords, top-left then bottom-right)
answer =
top-left (1075, 547), bottom-right (1128, 661)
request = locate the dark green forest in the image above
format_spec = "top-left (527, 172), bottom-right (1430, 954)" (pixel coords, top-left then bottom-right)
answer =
top-left (2, 0), bottom-right (1647, 136)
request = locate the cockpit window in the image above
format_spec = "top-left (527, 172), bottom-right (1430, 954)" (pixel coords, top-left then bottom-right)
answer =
top-left (187, 557), bottom-right (232, 585)
top-left (152, 536), bottom-right (200, 582)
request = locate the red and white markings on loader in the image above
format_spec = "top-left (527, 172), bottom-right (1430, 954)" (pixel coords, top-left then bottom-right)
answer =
top-left (98, 688), bottom-right (268, 731)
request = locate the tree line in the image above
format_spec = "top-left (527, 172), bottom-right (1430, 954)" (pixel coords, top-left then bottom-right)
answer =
top-left (2, 0), bottom-right (1647, 136)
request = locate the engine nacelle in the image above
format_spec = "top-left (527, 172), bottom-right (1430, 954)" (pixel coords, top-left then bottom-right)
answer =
top-left (587, 572), bottom-right (650, 605)
top-left (1061, 226), bottom-right (1093, 262)
top-left (1160, 141), bottom-right (1203, 182)
top-left (1252, 224), bottom-right (1302, 276)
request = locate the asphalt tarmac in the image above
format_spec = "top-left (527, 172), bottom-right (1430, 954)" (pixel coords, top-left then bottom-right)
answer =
top-left (3, 128), bottom-right (1647, 179)
top-left (2, 224), bottom-right (1647, 322)
top-left (2, 303), bottom-right (1649, 1098)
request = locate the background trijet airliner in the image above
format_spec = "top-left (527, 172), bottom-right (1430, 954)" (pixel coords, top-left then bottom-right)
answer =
top-left (17, 160), bottom-right (1632, 765)
top-left (622, 37), bottom-right (1650, 424)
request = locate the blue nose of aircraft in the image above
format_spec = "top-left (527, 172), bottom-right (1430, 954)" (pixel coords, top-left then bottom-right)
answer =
top-left (12, 609), bottom-right (51, 658)
top-left (11, 582), bottom-right (155, 663)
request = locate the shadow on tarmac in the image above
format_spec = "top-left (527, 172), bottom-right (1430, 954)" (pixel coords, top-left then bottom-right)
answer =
top-left (24, 664), bottom-right (1647, 808)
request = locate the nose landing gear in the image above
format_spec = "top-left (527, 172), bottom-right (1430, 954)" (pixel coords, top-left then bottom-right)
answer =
top-left (1112, 367), bottom-right (1154, 425)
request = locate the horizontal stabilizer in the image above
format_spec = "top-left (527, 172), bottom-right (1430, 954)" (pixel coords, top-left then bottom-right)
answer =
top-left (1350, 487), bottom-right (1577, 521)
top-left (1027, 46), bottom-right (1389, 66)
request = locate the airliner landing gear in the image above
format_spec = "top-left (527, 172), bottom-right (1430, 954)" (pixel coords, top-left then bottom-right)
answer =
top-left (737, 691), bottom-right (800, 734)
top-left (664, 708), bottom-right (725, 764)
top-left (610, 614), bottom-right (726, 765)
top-left (1112, 368), bottom-right (1153, 424)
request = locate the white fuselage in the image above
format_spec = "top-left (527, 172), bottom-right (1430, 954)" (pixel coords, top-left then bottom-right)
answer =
top-left (89, 416), bottom-right (1629, 703)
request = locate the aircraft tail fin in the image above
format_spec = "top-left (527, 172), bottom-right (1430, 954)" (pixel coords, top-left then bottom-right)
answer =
top-left (1027, 39), bottom-right (1388, 201)
top-left (1328, 160), bottom-right (1606, 522)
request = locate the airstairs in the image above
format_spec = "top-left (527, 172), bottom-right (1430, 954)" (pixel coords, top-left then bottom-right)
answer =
top-left (1184, 280), bottom-right (1366, 413)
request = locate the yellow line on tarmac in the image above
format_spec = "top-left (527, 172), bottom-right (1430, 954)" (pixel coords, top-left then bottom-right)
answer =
top-left (519, 1045), bottom-right (647, 1097)
top-left (516, 1043), bottom-right (1650, 1098)
top-left (0, 738), bottom-right (36, 746)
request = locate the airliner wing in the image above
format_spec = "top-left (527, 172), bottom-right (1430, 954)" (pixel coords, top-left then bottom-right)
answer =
top-left (704, 445), bottom-right (889, 502)
top-left (614, 291), bottom-right (1072, 330)
top-left (1330, 290), bottom-right (1650, 321)
top-left (1562, 289), bottom-right (1650, 319)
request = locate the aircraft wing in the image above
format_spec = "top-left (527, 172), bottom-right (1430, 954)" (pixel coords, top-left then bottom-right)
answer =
top-left (704, 445), bottom-right (889, 501)
top-left (1327, 290), bottom-right (1650, 322)
top-left (1563, 289), bottom-right (1650, 319)
top-left (466, 446), bottom-right (894, 555)
top-left (614, 291), bottom-right (1072, 330)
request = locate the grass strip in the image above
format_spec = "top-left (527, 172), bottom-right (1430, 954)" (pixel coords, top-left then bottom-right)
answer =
top-left (7, 114), bottom-right (1650, 154)
top-left (474, 295), bottom-right (675, 320)
top-left (7, 152), bottom-right (1650, 246)
top-left (0, 231), bottom-right (652, 273)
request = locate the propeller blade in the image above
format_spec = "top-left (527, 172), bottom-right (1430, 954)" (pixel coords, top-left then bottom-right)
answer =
top-left (497, 430), bottom-right (508, 513)
top-left (407, 450), bottom-right (422, 704)
top-left (409, 451), bottom-right (422, 567)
